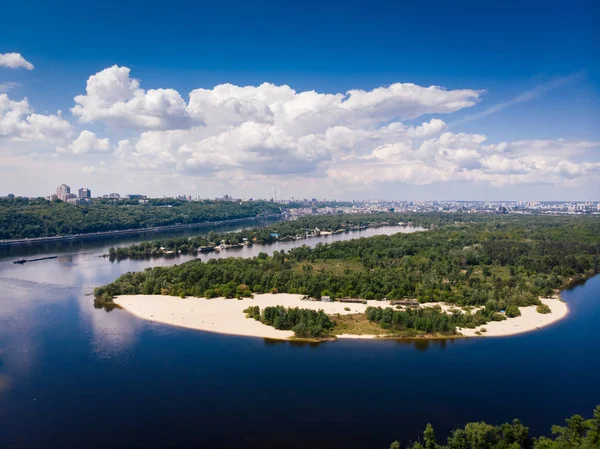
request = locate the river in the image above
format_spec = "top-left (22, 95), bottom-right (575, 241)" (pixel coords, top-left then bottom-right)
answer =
top-left (0, 223), bottom-right (598, 449)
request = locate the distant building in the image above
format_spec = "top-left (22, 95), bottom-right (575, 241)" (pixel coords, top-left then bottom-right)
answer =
top-left (56, 184), bottom-right (70, 201)
top-left (78, 188), bottom-right (91, 199)
top-left (126, 194), bottom-right (146, 200)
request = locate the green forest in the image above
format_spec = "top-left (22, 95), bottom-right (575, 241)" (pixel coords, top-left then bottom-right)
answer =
top-left (94, 215), bottom-right (600, 336)
top-left (0, 197), bottom-right (282, 239)
top-left (387, 405), bottom-right (600, 449)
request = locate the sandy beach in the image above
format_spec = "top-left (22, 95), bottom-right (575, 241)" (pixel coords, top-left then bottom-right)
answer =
top-left (113, 294), bottom-right (568, 341)
top-left (459, 297), bottom-right (568, 337)
top-left (114, 293), bottom-right (380, 340)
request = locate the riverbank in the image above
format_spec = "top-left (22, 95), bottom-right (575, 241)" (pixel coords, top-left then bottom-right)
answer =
top-left (0, 214), bottom-right (280, 247)
top-left (113, 293), bottom-right (568, 341)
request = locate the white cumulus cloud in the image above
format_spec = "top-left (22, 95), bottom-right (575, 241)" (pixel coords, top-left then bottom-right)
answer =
top-left (72, 65), bottom-right (197, 129)
top-left (0, 94), bottom-right (71, 142)
top-left (57, 130), bottom-right (112, 154)
top-left (0, 53), bottom-right (34, 70)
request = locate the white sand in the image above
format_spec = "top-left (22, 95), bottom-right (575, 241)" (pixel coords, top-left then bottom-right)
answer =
top-left (114, 293), bottom-right (385, 340)
top-left (113, 294), bottom-right (568, 341)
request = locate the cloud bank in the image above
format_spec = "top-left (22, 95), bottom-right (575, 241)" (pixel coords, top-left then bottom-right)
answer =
top-left (1, 64), bottom-right (599, 198)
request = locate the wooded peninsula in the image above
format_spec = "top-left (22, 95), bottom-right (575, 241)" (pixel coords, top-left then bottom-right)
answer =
top-left (95, 214), bottom-right (600, 339)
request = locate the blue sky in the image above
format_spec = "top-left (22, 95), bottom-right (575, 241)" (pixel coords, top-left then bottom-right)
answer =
top-left (0, 0), bottom-right (599, 200)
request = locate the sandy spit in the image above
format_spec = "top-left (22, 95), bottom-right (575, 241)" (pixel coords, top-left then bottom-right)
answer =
top-left (113, 294), bottom-right (568, 341)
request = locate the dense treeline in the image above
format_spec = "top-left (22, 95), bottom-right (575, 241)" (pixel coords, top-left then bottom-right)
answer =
top-left (243, 305), bottom-right (334, 338)
top-left (95, 215), bottom-right (600, 332)
top-left (387, 405), bottom-right (600, 449)
top-left (0, 197), bottom-right (281, 239)
top-left (106, 213), bottom-right (429, 260)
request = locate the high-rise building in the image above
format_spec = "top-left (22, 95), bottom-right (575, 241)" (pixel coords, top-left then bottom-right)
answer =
top-left (57, 184), bottom-right (70, 201)
top-left (78, 188), bottom-right (91, 199)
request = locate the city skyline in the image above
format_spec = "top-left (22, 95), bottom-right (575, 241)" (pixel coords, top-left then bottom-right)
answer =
top-left (7, 183), bottom-right (599, 209)
top-left (1, 0), bottom-right (599, 200)
top-left (4, 181), bottom-right (600, 203)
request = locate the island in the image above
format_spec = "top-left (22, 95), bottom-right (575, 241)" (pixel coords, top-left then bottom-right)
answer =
top-left (95, 215), bottom-right (599, 341)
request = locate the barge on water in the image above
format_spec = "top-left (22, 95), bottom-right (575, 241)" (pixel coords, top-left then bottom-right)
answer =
top-left (13, 256), bottom-right (58, 264)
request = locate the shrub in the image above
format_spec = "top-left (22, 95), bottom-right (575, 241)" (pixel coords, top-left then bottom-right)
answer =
top-left (243, 306), bottom-right (261, 320)
top-left (505, 305), bottom-right (521, 318)
top-left (537, 303), bottom-right (552, 314)
top-left (344, 307), bottom-right (350, 311)
top-left (204, 289), bottom-right (218, 299)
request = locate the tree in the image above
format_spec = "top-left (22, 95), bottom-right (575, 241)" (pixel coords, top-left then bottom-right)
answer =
top-left (424, 423), bottom-right (438, 449)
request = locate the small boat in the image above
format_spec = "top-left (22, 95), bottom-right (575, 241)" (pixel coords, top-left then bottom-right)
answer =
top-left (13, 258), bottom-right (27, 264)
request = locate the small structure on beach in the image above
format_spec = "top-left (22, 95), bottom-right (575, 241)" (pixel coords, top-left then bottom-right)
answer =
top-left (338, 298), bottom-right (367, 304)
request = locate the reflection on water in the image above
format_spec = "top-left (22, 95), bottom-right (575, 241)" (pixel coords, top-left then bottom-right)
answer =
top-left (0, 374), bottom-right (11, 395)
top-left (393, 337), bottom-right (454, 352)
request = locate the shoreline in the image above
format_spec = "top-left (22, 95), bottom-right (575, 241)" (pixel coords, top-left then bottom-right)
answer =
top-left (106, 222), bottom-right (426, 261)
top-left (113, 293), bottom-right (569, 342)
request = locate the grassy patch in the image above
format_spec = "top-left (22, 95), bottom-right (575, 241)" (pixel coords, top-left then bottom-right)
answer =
top-left (331, 313), bottom-right (451, 339)
top-left (332, 313), bottom-right (387, 335)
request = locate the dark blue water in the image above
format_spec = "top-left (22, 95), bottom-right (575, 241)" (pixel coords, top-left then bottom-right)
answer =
top-left (0, 227), bottom-right (598, 449)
